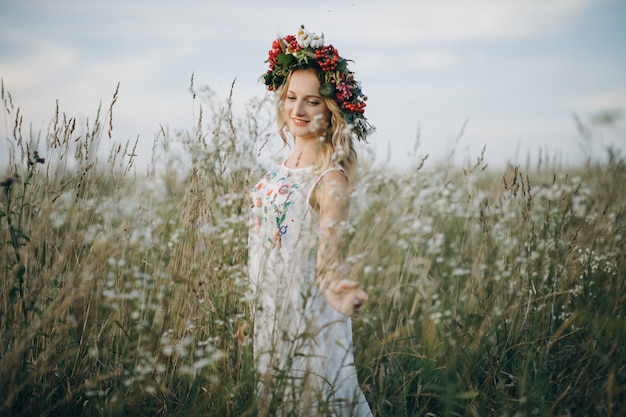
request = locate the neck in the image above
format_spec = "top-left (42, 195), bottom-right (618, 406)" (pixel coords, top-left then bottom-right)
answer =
top-left (290, 136), bottom-right (322, 167)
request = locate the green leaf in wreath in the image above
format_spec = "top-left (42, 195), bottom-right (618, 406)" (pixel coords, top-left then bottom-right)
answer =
top-left (296, 53), bottom-right (310, 66)
top-left (277, 53), bottom-right (296, 67)
top-left (336, 60), bottom-right (348, 72)
top-left (319, 83), bottom-right (335, 98)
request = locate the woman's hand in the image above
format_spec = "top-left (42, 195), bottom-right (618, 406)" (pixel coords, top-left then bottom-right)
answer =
top-left (323, 279), bottom-right (368, 317)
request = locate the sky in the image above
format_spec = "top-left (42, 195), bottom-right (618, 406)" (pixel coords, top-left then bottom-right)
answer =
top-left (1, 0), bottom-right (625, 171)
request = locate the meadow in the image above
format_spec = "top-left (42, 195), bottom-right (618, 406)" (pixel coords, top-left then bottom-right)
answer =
top-left (1, 81), bottom-right (624, 417)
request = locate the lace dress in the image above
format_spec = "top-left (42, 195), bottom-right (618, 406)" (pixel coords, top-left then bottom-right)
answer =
top-left (248, 162), bottom-right (372, 417)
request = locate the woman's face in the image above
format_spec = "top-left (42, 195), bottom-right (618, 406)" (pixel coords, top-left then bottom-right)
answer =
top-left (283, 69), bottom-right (331, 140)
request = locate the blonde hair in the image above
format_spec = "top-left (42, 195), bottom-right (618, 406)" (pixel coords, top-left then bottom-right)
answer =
top-left (276, 68), bottom-right (357, 183)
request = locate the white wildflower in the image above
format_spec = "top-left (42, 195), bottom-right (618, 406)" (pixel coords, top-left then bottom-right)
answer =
top-left (429, 311), bottom-right (442, 324)
top-left (297, 26), bottom-right (323, 48)
top-left (50, 211), bottom-right (66, 229)
top-left (310, 33), bottom-right (324, 48)
top-left (297, 27), bottom-right (312, 47)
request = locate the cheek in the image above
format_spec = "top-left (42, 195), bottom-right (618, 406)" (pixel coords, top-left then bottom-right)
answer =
top-left (282, 101), bottom-right (293, 117)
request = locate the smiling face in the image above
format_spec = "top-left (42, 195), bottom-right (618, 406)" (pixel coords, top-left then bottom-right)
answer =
top-left (283, 69), bottom-right (331, 141)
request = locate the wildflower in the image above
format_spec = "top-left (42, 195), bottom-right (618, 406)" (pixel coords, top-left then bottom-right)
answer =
top-left (296, 26), bottom-right (312, 48)
top-left (34, 151), bottom-right (45, 164)
top-left (28, 151), bottom-right (45, 166)
top-left (335, 81), bottom-right (353, 101)
top-left (310, 33), bottom-right (324, 49)
top-left (311, 113), bottom-right (326, 132)
top-left (1, 176), bottom-right (14, 188)
top-left (297, 25), bottom-right (324, 49)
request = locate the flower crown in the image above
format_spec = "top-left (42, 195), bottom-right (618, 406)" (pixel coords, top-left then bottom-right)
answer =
top-left (262, 25), bottom-right (374, 141)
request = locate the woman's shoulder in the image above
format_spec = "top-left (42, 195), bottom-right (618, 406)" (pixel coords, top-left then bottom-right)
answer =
top-left (320, 166), bottom-right (347, 182)
top-left (318, 165), bottom-right (349, 189)
top-left (318, 163), bottom-right (347, 178)
top-left (315, 166), bottom-right (350, 196)
top-left (308, 165), bottom-right (350, 210)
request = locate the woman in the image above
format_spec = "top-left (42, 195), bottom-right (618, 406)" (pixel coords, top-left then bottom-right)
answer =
top-left (248, 26), bottom-right (374, 416)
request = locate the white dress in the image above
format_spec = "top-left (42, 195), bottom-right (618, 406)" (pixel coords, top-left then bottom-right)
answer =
top-left (248, 162), bottom-right (372, 417)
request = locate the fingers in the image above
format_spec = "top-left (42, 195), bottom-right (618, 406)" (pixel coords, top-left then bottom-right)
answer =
top-left (337, 280), bottom-right (360, 290)
top-left (346, 288), bottom-right (367, 315)
top-left (324, 280), bottom-right (368, 316)
top-left (337, 281), bottom-right (368, 304)
top-left (355, 288), bottom-right (368, 301)
top-left (333, 279), bottom-right (362, 292)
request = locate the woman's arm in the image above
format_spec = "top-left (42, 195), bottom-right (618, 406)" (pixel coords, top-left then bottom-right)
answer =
top-left (315, 170), bottom-right (368, 316)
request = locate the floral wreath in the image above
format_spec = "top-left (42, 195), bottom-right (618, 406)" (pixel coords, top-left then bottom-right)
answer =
top-left (262, 25), bottom-right (374, 141)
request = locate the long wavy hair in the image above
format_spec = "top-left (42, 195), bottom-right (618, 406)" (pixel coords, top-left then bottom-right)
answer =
top-left (276, 68), bottom-right (358, 183)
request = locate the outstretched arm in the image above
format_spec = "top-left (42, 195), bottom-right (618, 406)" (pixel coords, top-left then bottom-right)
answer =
top-left (315, 170), bottom-right (368, 316)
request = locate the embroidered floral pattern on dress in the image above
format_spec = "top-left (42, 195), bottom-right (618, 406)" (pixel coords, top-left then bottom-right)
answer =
top-left (250, 166), bottom-right (302, 244)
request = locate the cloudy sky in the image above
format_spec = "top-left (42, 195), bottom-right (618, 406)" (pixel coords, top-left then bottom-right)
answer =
top-left (1, 0), bottom-right (625, 170)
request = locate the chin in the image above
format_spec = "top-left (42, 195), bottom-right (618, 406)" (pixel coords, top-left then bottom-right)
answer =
top-left (289, 127), bottom-right (311, 137)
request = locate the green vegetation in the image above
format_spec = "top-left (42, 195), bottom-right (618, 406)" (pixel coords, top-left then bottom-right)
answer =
top-left (1, 81), bottom-right (624, 416)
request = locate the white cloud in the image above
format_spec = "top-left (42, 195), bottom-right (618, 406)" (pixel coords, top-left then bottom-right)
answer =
top-left (0, 42), bottom-right (78, 89)
top-left (324, 0), bottom-right (608, 43)
top-left (408, 50), bottom-right (457, 70)
top-left (570, 88), bottom-right (626, 112)
top-left (19, 0), bottom-right (604, 46)
top-left (441, 116), bottom-right (583, 166)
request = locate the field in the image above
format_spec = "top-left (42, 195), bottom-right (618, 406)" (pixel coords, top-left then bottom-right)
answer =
top-left (1, 82), bottom-right (624, 416)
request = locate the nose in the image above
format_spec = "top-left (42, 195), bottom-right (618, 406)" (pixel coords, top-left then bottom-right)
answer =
top-left (293, 99), bottom-right (306, 116)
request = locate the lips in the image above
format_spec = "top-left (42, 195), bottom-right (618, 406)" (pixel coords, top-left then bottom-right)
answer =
top-left (291, 118), bottom-right (309, 127)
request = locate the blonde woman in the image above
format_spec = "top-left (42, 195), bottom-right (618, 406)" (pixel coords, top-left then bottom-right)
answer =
top-left (248, 26), bottom-right (374, 416)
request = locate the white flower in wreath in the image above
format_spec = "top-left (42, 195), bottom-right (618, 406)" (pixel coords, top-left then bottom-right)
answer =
top-left (297, 27), bottom-right (312, 47)
top-left (297, 26), bottom-right (324, 49)
top-left (310, 33), bottom-right (324, 48)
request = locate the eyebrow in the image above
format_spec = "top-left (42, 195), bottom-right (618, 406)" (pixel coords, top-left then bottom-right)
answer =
top-left (286, 90), bottom-right (322, 99)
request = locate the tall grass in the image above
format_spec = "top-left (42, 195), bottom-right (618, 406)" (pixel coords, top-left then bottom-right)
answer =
top-left (1, 79), bottom-right (624, 417)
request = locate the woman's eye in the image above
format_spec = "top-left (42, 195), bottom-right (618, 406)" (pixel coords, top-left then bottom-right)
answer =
top-left (286, 96), bottom-right (296, 101)
top-left (308, 100), bottom-right (320, 106)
